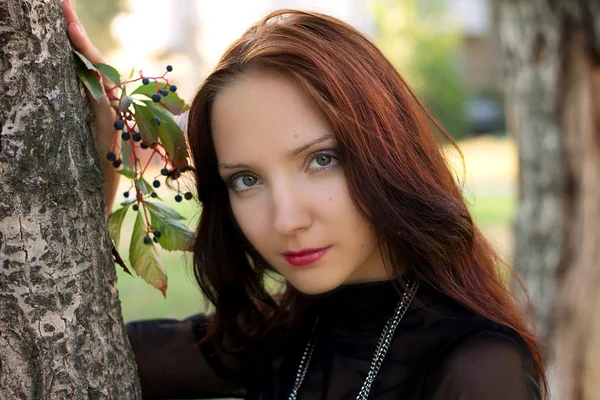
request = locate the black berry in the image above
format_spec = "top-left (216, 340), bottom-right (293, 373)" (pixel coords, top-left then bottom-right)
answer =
top-left (154, 117), bottom-right (161, 125)
top-left (184, 191), bottom-right (193, 200)
top-left (169, 85), bottom-right (177, 92)
top-left (175, 194), bottom-right (182, 202)
top-left (166, 65), bottom-right (173, 72)
top-left (160, 168), bottom-right (169, 176)
top-left (151, 93), bottom-right (161, 103)
top-left (143, 236), bottom-right (152, 244)
top-left (154, 229), bottom-right (161, 237)
top-left (126, 114), bottom-right (133, 121)
top-left (142, 77), bottom-right (150, 85)
top-left (121, 131), bottom-right (130, 141)
top-left (170, 169), bottom-right (181, 180)
top-left (161, 89), bottom-right (169, 97)
top-left (106, 151), bottom-right (116, 161)
top-left (132, 204), bottom-right (139, 211)
top-left (123, 191), bottom-right (129, 198)
top-left (132, 132), bottom-right (142, 142)
top-left (114, 120), bottom-right (125, 130)
top-left (112, 159), bottom-right (122, 168)
top-left (152, 180), bottom-right (160, 188)
top-left (150, 191), bottom-right (158, 198)
top-left (140, 142), bottom-right (148, 149)
top-left (153, 236), bottom-right (159, 243)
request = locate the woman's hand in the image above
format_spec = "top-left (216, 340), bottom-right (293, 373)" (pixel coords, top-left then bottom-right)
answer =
top-left (61, 0), bottom-right (121, 215)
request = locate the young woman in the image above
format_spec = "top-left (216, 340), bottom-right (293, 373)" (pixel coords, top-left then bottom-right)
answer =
top-left (63, 2), bottom-right (547, 399)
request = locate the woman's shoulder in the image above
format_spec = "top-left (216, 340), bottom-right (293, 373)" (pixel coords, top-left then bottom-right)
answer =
top-left (422, 332), bottom-right (541, 399)
top-left (412, 281), bottom-right (527, 337)
top-left (411, 283), bottom-right (541, 399)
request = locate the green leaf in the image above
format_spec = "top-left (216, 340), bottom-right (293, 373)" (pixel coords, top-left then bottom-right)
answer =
top-left (76, 66), bottom-right (103, 102)
top-left (132, 82), bottom-right (190, 115)
top-left (135, 177), bottom-right (154, 196)
top-left (131, 81), bottom-right (160, 99)
top-left (133, 102), bottom-right (160, 144)
top-left (142, 101), bottom-right (189, 168)
top-left (145, 202), bottom-right (194, 252)
top-left (148, 192), bottom-right (162, 201)
top-left (121, 135), bottom-right (133, 175)
top-left (120, 197), bottom-right (137, 206)
top-left (130, 212), bottom-right (168, 296)
top-left (145, 198), bottom-right (185, 220)
top-left (128, 67), bottom-right (135, 80)
top-left (108, 203), bottom-right (132, 247)
top-left (116, 168), bottom-right (134, 179)
top-left (73, 50), bottom-right (98, 71)
top-left (93, 62), bottom-right (121, 86)
top-left (153, 217), bottom-right (195, 252)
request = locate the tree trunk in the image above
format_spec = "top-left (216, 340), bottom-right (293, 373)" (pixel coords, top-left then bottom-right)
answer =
top-left (499, 1), bottom-right (600, 399)
top-left (0, 1), bottom-right (141, 398)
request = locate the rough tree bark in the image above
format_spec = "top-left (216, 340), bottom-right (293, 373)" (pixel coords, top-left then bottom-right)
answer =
top-left (499, 1), bottom-right (600, 399)
top-left (0, 1), bottom-right (141, 398)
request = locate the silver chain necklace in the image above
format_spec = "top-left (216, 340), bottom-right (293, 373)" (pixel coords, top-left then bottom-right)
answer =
top-left (288, 279), bottom-right (420, 400)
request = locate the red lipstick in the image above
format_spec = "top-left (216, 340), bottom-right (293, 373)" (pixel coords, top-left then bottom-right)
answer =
top-left (282, 246), bottom-right (331, 267)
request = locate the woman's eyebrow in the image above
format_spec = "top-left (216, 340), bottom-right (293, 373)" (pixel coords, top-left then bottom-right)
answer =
top-left (287, 133), bottom-right (336, 158)
top-left (218, 133), bottom-right (336, 171)
top-left (218, 162), bottom-right (250, 171)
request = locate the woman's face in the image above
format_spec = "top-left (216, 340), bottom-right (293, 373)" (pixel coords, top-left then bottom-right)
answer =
top-left (211, 70), bottom-right (389, 294)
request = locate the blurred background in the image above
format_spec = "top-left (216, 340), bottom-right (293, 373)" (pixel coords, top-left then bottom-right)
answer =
top-left (75, 0), bottom-right (512, 322)
top-left (73, 0), bottom-right (600, 398)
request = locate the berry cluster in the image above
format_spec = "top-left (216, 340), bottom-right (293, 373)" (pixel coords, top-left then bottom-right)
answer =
top-left (104, 64), bottom-right (193, 245)
top-left (122, 175), bottom-right (194, 245)
top-left (142, 65), bottom-right (178, 103)
top-left (105, 64), bottom-right (178, 168)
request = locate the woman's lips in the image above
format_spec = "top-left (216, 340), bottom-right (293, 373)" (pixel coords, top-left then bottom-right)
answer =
top-left (282, 246), bottom-right (332, 267)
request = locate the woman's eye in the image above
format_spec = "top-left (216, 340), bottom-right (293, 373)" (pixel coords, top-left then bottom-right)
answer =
top-left (307, 151), bottom-right (339, 171)
top-left (315, 155), bottom-right (332, 166)
top-left (228, 150), bottom-right (339, 193)
top-left (231, 174), bottom-right (260, 192)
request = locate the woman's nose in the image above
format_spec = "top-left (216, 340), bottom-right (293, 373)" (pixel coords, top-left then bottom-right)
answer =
top-left (271, 181), bottom-right (312, 237)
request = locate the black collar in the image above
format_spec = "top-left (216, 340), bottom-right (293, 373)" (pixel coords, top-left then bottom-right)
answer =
top-left (313, 278), bottom-right (410, 334)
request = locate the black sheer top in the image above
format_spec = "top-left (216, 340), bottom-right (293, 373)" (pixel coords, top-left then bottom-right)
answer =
top-left (126, 279), bottom-right (542, 399)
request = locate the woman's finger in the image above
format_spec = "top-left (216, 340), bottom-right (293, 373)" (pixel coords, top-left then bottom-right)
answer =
top-left (62, 5), bottom-right (118, 98)
top-left (66, 22), bottom-right (106, 65)
top-left (61, 0), bottom-right (83, 29)
top-left (62, 1), bottom-right (106, 64)
top-left (68, 26), bottom-right (119, 100)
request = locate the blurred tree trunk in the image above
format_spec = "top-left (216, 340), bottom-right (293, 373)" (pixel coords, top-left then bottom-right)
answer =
top-left (0, 1), bottom-right (140, 398)
top-left (499, 0), bottom-right (600, 399)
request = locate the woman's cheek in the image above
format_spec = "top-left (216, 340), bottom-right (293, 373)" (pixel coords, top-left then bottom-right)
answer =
top-left (231, 195), bottom-right (270, 251)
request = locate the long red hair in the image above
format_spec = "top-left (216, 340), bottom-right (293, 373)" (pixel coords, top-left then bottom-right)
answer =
top-left (187, 9), bottom-right (547, 395)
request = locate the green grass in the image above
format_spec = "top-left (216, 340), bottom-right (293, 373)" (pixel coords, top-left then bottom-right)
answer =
top-left (116, 193), bottom-right (515, 323)
top-left (116, 251), bottom-right (207, 323)
top-left (467, 195), bottom-right (515, 227)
